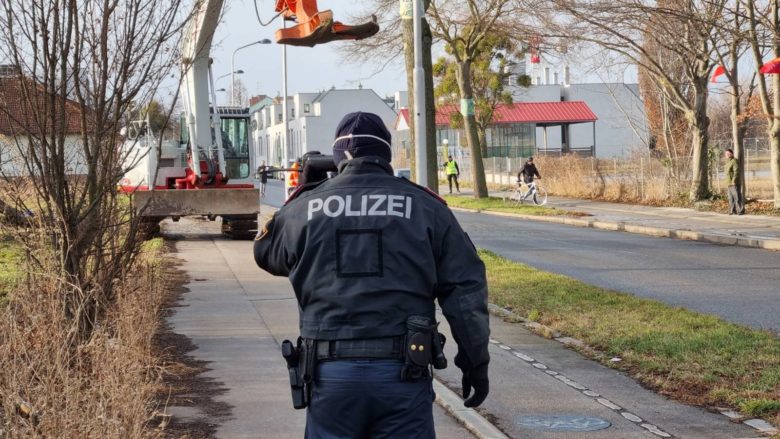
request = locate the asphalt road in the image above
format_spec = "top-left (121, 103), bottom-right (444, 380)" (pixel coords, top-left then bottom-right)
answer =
top-left (264, 180), bottom-right (780, 332)
top-left (454, 210), bottom-right (780, 333)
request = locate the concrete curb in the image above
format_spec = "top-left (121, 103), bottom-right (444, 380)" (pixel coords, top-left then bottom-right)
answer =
top-left (433, 379), bottom-right (509, 439)
top-left (449, 207), bottom-right (780, 251)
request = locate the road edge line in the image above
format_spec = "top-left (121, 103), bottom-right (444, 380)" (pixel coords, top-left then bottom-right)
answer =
top-left (487, 303), bottom-right (778, 437)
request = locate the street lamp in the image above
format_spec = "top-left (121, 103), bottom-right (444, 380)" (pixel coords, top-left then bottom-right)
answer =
top-left (217, 70), bottom-right (243, 93)
top-left (231, 39), bottom-right (273, 105)
top-left (215, 88), bottom-right (227, 106)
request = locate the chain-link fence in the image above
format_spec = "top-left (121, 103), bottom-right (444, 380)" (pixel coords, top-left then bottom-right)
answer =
top-left (429, 143), bottom-right (774, 201)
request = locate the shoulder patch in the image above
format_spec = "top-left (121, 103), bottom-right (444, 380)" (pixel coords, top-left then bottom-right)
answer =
top-left (284, 180), bottom-right (327, 205)
top-left (397, 177), bottom-right (447, 205)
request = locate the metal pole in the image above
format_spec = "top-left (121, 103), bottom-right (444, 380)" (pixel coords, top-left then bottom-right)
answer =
top-left (282, 18), bottom-right (290, 199)
top-left (231, 40), bottom-right (271, 105)
top-left (231, 54), bottom-right (236, 106)
top-left (413, 0), bottom-right (428, 186)
top-left (745, 145), bottom-right (750, 199)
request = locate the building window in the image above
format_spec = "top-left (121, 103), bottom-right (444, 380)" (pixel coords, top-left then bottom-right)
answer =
top-left (291, 107), bottom-right (295, 118)
top-left (277, 113), bottom-right (282, 123)
top-left (304, 103), bottom-right (310, 113)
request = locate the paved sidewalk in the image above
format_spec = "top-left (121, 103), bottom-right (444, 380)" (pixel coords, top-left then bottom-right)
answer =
top-left (162, 219), bottom-right (476, 439)
top-left (445, 187), bottom-right (780, 251)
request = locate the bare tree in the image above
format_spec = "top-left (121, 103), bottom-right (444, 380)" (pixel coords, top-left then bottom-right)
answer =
top-left (0, 0), bottom-right (188, 341)
top-left (553, 0), bottom-right (725, 201)
top-left (232, 77), bottom-right (250, 107)
top-left (345, 0), bottom-right (438, 191)
top-left (708, 0), bottom-right (756, 200)
top-left (743, 0), bottom-right (780, 208)
top-left (427, 0), bottom-right (525, 198)
top-left (433, 32), bottom-right (518, 155)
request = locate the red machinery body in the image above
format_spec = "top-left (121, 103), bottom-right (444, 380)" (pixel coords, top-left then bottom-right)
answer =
top-left (274, 0), bottom-right (379, 47)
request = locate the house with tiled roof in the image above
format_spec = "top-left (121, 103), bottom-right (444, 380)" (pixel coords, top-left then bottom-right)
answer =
top-left (0, 68), bottom-right (89, 176)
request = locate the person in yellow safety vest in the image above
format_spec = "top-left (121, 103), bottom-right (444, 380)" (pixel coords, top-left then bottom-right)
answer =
top-left (443, 155), bottom-right (460, 194)
top-left (287, 161), bottom-right (300, 195)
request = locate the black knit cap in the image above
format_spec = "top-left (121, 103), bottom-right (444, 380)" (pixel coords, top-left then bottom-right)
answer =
top-left (332, 111), bottom-right (392, 165)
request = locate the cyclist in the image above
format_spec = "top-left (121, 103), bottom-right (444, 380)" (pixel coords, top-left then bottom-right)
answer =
top-left (518, 156), bottom-right (541, 185)
top-left (517, 157), bottom-right (541, 199)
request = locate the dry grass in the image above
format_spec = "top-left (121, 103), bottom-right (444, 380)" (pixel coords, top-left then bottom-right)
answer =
top-left (0, 236), bottom-right (169, 438)
top-left (532, 154), bottom-right (679, 203)
top-left (510, 155), bottom-right (780, 211)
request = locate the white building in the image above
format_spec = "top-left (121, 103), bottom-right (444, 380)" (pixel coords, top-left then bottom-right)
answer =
top-left (507, 57), bottom-right (649, 158)
top-left (252, 88), bottom-right (398, 167)
top-left (512, 83), bottom-right (648, 158)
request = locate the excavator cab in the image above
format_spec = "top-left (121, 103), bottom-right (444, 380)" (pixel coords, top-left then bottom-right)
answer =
top-left (274, 0), bottom-right (379, 47)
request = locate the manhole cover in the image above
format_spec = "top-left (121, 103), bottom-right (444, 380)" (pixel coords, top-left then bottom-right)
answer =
top-left (516, 415), bottom-right (611, 432)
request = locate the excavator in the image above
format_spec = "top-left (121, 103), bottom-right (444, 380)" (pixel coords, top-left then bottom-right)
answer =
top-left (120, 0), bottom-right (378, 238)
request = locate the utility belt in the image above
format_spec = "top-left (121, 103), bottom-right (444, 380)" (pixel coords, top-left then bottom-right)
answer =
top-left (281, 315), bottom-right (447, 409)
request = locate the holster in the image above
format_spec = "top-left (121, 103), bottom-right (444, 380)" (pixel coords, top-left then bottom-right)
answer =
top-left (401, 316), bottom-right (447, 381)
top-left (281, 337), bottom-right (315, 409)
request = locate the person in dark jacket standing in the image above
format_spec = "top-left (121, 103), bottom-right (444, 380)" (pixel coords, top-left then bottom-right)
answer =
top-left (518, 156), bottom-right (542, 184)
top-left (256, 160), bottom-right (269, 197)
top-left (724, 148), bottom-right (745, 215)
top-left (254, 111), bottom-right (490, 438)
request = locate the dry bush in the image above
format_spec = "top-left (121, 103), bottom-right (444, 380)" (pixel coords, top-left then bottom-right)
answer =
top-left (0, 236), bottom-right (168, 439)
top-left (533, 155), bottom-right (606, 199)
top-left (533, 154), bottom-right (687, 204)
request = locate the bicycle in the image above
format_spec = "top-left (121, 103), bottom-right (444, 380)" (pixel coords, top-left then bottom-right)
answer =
top-left (503, 180), bottom-right (548, 206)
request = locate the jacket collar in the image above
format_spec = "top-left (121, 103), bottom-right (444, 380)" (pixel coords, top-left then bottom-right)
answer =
top-left (337, 156), bottom-right (394, 176)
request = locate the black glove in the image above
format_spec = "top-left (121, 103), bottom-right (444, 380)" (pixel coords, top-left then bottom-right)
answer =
top-left (461, 363), bottom-right (489, 408)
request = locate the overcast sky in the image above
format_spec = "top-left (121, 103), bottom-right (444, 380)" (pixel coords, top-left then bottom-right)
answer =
top-left (205, 0), bottom-right (407, 104)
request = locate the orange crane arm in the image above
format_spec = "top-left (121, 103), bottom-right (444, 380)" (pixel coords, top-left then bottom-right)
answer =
top-left (274, 0), bottom-right (379, 47)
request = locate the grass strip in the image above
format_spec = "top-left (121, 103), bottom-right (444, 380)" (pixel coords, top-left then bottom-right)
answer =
top-left (444, 195), bottom-right (581, 216)
top-left (480, 249), bottom-right (780, 423)
top-left (0, 235), bottom-right (22, 303)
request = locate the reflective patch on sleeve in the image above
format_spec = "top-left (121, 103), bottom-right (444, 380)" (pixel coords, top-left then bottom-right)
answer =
top-left (255, 220), bottom-right (270, 241)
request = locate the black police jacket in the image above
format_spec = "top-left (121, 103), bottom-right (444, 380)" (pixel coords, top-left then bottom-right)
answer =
top-left (254, 156), bottom-right (490, 370)
top-left (518, 162), bottom-right (541, 183)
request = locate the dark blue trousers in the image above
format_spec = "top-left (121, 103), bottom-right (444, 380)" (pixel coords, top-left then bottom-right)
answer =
top-left (305, 360), bottom-right (435, 439)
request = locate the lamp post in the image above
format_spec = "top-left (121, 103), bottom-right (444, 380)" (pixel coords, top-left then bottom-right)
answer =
top-left (412, 0), bottom-right (427, 186)
top-left (215, 88), bottom-right (226, 106)
top-left (217, 70), bottom-right (242, 86)
top-left (282, 18), bottom-right (292, 200)
top-left (231, 39), bottom-right (272, 105)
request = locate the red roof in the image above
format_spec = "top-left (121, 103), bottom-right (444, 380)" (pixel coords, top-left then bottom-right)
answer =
top-left (435, 101), bottom-right (597, 126)
top-left (0, 76), bottom-right (86, 136)
top-left (398, 108), bottom-right (410, 125)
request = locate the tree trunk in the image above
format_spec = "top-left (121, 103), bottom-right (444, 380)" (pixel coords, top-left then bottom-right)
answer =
top-left (771, 0), bottom-right (780, 208)
top-left (772, 74), bottom-right (780, 207)
top-left (478, 127), bottom-right (488, 157)
top-left (689, 82), bottom-right (710, 201)
top-left (730, 85), bottom-right (745, 193)
top-left (772, 5), bottom-right (780, 208)
top-left (456, 60), bottom-right (488, 198)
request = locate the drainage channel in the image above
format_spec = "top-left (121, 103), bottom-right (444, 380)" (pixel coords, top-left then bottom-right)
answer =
top-left (489, 338), bottom-right (674, 438)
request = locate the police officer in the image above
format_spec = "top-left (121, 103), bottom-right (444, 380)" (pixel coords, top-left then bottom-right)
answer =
top-left (254, 111), bottom-right (490, 438)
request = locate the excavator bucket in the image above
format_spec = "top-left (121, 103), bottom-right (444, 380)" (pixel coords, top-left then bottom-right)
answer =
top-left (274, 0), bottom-right (379, 47)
